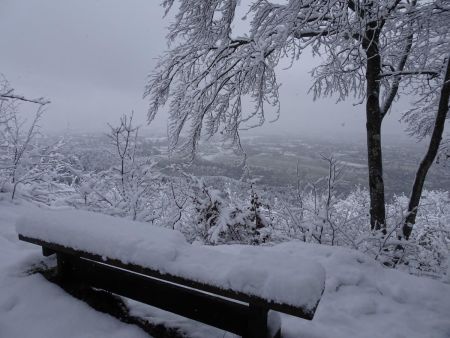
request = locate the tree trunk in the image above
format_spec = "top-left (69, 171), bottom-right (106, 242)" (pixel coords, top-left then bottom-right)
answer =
top-left (366, 116), bottom-right (386, 232)
top-left (11, 182), bottom-right (18, 200)
top-left (403, 57), bottom-right (450, 240)
top-left (364, 24), bottom-right (386, 233)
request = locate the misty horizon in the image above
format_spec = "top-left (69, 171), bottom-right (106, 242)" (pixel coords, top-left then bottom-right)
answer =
top-left (0, 0), bottom-right (421, 141)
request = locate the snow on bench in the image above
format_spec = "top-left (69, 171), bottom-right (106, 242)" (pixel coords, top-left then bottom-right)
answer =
top-left (16, 207), bottom-right (325, 333)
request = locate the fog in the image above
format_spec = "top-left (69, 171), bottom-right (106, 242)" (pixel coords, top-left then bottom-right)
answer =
top-left (1, 0), bottom-right (413, 140)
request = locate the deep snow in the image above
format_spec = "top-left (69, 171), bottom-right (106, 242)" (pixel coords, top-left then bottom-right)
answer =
top-left (1, 198), bottom-right (450, 338)
top-left (0, 200), bottom-right (149, 338)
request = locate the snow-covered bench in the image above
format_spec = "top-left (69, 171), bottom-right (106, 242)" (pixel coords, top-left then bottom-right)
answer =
top-left (16, 208), bottom-right (325, 338)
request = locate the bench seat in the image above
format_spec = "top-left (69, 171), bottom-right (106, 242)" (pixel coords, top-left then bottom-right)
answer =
top-left (16, 207), bottom-right (325, 338)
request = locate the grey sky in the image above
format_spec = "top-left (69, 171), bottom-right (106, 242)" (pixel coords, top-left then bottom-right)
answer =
top-left (0, 0), bottom-right (411, 139)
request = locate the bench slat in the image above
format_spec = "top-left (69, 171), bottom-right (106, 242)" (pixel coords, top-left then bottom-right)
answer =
top-left (61, 254), bottom-right (251, 335)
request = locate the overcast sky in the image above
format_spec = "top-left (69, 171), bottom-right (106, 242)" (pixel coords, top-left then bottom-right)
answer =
top-left (0, 0), bottom-right (413, 139)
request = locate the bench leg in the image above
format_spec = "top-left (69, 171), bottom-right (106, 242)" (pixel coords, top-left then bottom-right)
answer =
top-left (244, 304), bottom-right (282, 338)
top-left (268, 311), bottom-right (282, 338)
top-left (56, 253), bottom-right (74, 283)
top-left (42, 246), bottom-right (55, 257)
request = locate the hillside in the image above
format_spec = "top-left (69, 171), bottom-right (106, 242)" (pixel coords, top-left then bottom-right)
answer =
top-left (1, 197), bottom-right (449, 338)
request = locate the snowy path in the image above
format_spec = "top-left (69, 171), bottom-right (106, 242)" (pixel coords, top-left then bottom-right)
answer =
top-left (1, 198), bottom-right (450, 338)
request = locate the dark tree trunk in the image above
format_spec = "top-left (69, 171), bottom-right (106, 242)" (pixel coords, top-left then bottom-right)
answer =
top-left (364, 22), bottom-right (386, 233)
top-left (366, 114), bottom-right (386, 232)
top-left (403, 57), bottom-right (450, 240)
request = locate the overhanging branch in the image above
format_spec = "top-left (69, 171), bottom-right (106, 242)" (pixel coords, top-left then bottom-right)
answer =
top-left (0, 90), bottom-right (50, 106)
top-left (379, 70), bottom-right (438, 78)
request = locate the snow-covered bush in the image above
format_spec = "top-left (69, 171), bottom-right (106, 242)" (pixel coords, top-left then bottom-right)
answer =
top-left (272, 165), bottom-right (449, 280)
top-left (65, 115), bottom-right (164, 223)
top-left (0, 96), bottom-right (73, 204)
top-left (187, 176), bottom-right (272, 245)
top-left (391, 191), bottom-right (450, 278)
top-left (0, 110), bottom-right (446, 279)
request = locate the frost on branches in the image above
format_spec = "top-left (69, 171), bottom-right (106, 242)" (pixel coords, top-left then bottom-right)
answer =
top-left (146, 0), bottom-right (450, 231)
top-left (67, 114), bottom-right (162, 223)
top-left (274, 185), bottom-right (450, 280)
top-left (0, 76), bottom-right (63, 203)
top-left (189, 176), bottom-right (272, 245)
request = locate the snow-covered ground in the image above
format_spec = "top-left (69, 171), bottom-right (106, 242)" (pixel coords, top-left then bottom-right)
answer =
top-left (1, 197), bottom-right (450, 338)
top-left (0, 199), bottom-right (149, 338)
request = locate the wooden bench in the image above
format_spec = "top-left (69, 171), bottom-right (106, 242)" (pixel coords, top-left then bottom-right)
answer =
top-left (17, 209), bottom-right (325, 338)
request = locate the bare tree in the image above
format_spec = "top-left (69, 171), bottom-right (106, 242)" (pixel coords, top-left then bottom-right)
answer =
top-left (106, 112), bottom-right (139, 195)
top-left (0, 105), bottom-right (45, 198)
top-left (104, 113), bottom-right (162, 221)
top-left (146, 0), bottom-right (449, 232)
top-left (0, 76), bottom-right (50, 199)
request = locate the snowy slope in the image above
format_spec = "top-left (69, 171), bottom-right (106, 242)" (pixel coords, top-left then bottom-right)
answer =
top-left (1, 198), bottom-right (450, 338)
top-left (0, 199), bottom-right (149, 338)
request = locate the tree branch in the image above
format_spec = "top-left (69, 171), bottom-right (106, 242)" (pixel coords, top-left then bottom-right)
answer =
top-left (379, 70), bottom-right (439, 78)
top-left (380, 29), bottom-right (414, 119)
top-left (0, 90), bottom-right (50, 106)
